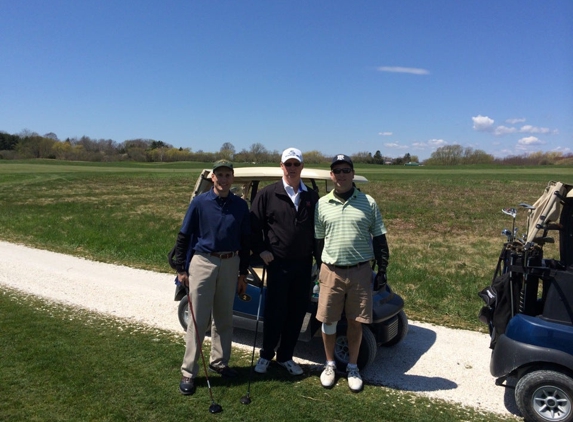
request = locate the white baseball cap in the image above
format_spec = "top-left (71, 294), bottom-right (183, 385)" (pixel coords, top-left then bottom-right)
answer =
top-left (281, 147), bottom-right (303, 163)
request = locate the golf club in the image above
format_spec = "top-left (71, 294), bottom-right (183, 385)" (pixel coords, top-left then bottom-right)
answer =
top-left (519, 202), bottom-right (536, 238)
top-left (502, 208), bottom-right (517, 241)
top-left (240, 266), bottom-right (266, 405)
top-left (186, 287), bottom-right (223, 414)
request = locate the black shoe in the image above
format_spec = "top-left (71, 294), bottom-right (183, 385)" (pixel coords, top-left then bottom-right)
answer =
top-left (179, 376), bottom-right (196, 395)
top-left (208, 364), bottom-right (238, 378)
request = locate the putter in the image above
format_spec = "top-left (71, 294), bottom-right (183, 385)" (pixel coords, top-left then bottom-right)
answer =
top-left (240, 266), bottom-right (266, 405)
top-left (186, 288), bottom-right (223, 414)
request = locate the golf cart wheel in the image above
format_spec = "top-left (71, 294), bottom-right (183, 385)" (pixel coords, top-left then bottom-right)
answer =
top-left (515, 369), bottom-right (573, 422)
top-left (178, 296), bottom-right (189, 331)
top-left (382, 311), bottom-right (409, 347)
top-left (334, 323), bottom-right (377, 371)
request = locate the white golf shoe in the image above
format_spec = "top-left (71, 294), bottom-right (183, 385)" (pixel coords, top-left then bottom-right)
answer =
top-left (346, 366), bottom-right (363, 392)
top-left (320, 363), bottom-right (336, 388)
top-left (254, 357), bottom-right (270, 374)
top-left (278, 359), bottom-right (304, 376)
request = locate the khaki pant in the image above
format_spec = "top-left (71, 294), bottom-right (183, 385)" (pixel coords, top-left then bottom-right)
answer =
top-left (181, 252), bottom-right (239, 378)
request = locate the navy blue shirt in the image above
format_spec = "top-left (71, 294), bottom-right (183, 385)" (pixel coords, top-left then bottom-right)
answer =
top-left (174, 188), bottom-right (250, 274)
top-left (182, 189), bottom-right (249, 252)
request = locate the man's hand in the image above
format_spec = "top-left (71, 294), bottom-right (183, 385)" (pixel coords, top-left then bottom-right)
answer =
top-left (260, 250), bottom-right (274, 266)
top-left (374, 270), bottom-right (387, 291)
top-left (177, 271), bottom-right (189, 287)
top-left (237, 274), bottom-right (247, 296)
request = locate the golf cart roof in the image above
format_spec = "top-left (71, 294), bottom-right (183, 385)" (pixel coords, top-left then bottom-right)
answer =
top-left (191, 166), bottom-right (368, 203)
top-left (216, 166), bottom-right (368, 184)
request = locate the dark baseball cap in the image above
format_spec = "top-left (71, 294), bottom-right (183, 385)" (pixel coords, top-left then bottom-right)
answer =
top-left (212, 159), bottom-right (234, 171)
top-left (330, 154), bottom-right (353, 169)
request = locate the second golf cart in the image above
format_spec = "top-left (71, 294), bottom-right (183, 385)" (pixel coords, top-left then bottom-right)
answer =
top-left (479, 181), bottom-right (573, 422)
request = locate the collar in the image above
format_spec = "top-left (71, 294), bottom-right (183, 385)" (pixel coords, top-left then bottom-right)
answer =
top-left (207, 188), bottom-right (235, 201)
top-left (281, 179), bottom-right (307, 194)
top-left (327, 187), bottom-right (355, 203)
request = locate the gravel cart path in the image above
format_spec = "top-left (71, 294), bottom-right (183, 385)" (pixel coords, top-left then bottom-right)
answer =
top-left (0, 241), bottom-right (519, 419)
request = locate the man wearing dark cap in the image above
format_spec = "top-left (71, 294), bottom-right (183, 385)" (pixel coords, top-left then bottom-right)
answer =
top-left (250, 147), bottom-right (320, 376)
top-left (314, 154), bottom-right (390, 392)
top-left (172, 159), bottom-right (251, 395)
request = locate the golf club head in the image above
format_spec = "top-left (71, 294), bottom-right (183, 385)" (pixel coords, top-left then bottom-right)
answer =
top-left (519, 202), bottom-right (535, 210)
top-left (502, 208), bottom-right (517, 219)
top-left (501, 229), bottom-right (512, 242)
top-left (240, 394), bottom-right (252, 405)
top-left (209, 403), bottom-right (223, 414)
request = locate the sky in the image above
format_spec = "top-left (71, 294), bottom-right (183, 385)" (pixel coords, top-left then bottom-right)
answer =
top-left (1, 1), bottom-right (572, 161)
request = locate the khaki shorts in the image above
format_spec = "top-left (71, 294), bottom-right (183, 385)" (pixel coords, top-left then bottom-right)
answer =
top-left (316, 262), bottom-right (373, 324)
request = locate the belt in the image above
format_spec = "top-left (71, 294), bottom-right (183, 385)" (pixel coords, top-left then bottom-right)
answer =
top-left (332, 261), bottom-right (369, 269)
top-left (209, 251), bottom-right (238, 259)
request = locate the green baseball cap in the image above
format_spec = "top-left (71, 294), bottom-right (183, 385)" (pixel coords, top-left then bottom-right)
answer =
top-left (212, 159), bottom-right (234, 171)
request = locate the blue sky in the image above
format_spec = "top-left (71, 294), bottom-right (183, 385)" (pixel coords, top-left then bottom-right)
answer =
top-left (1, 1), bottom-right (571, 160)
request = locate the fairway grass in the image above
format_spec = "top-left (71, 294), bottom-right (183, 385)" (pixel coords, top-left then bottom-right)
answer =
top-left (0, 286), bottom-right (517, 422)
top-left (1, 160), bottom-right (572, 331)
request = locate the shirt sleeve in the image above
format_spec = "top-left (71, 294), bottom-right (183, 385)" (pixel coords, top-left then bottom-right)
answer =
top-left (369, 195), bottom-right (386, 237)
top-left (314, 200), bottom-right (325, 240)
top-left (250, 189), bottom-right (266, 255)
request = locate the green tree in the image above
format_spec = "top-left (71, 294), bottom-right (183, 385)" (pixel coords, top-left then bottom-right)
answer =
top-left (0, 132), bottom-right (20, 150)
top-left (219, 142), bottom-right (236, 160)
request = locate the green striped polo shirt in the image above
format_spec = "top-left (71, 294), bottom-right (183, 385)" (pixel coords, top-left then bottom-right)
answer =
top-left (315, 188), bottom-right (386, 266)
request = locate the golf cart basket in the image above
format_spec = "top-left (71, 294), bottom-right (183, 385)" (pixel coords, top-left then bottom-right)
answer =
top-left (479, 181), bottom-right (573, 347)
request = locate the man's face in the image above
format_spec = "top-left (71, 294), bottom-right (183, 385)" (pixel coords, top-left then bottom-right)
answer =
top-left (330, 163), bottom-right (354, 193)
top-left (211, 167), bottom-right (234, 196)
top-left (280, 159), bottom-right (303, 185)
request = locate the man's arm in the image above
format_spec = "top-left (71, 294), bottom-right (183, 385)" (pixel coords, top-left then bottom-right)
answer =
top-left (249, 190), bottom-right (267, 256)
top-left (174, 231), bottom-right (192, 274)
top-left (372, 234), bottom-right (389, 290)
top-left (372, 234), bottom-right (389, 272)
top-left (314, 238), bottom-right (324, 269)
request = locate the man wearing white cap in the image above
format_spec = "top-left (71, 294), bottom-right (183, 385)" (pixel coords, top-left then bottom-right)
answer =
top-left (250, 147), bottom-right (320, 376)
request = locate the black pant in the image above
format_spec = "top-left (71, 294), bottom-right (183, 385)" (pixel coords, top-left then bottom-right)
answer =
top-left (260, 256), bottom-right (313, 362)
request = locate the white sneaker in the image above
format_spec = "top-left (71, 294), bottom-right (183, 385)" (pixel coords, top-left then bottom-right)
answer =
top-left (347, 366), bottom-right (363, 392)
top-left (278, 359), bottom-right (304, 376)
top-left (320, 363), bottom-right (336, 388)
top-left (254, 357), bottom-right (270, 374)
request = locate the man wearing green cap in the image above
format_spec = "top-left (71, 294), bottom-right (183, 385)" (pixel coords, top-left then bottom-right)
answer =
top-left (172, 159), bottom-right (251, 395)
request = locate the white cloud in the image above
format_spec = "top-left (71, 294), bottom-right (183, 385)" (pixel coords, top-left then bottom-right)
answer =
top-left (519, 125), bottom-right (551, 134)
top-left (377, 66), bottom-right (430, 75)
top-left (378, 132), bottom-right (393, 136)
top-left (473, 115), bottom-right (558, 138)
top-left (410, 139), bottom-right (447, 149)
top-left (494, 126), bottom-right (517, 136)
top-left (427, 138), bottom-right (447, 147)
top-left (472, 115), bottom-right (495, 131)
top-left (384, 142), bottom-right (408, 149)
top-left (517, 136), bottom-right (545, 146)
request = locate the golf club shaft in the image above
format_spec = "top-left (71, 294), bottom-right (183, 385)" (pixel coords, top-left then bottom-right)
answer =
top-left (244, 266), bottom-right (266, 400)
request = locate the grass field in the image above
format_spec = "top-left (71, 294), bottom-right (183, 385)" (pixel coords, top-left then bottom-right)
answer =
top-left (0, 286), bottom-right (517, 422)
top-left (1, 160), bottom-right (571, 331)
top-left (3, 159), bottom-right (570, 421)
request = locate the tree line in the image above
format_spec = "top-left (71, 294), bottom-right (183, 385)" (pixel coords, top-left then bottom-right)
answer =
top-left (1, 129), bottom-right (570, 166)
